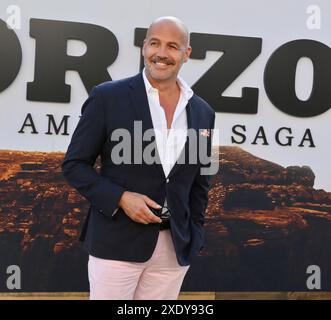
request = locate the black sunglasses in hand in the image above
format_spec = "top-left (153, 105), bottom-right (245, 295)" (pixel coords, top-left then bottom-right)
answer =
top-left (150, 206), bottom-right (171, 222)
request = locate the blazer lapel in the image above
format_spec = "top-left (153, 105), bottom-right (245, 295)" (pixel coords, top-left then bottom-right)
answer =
top-left (168, 98), bottom-right (199, 178)
top-left (128, 73), bottom-right (165, 179)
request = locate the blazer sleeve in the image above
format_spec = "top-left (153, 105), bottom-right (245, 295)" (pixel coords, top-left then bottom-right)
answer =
top-left (189, 112), bottom-right (216, 227)
top-left (61, 86), bottom-right (126, 218)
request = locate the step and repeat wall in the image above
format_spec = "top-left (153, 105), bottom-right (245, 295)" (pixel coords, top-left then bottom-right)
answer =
top-left (0, 0), bottom-right (330, 292)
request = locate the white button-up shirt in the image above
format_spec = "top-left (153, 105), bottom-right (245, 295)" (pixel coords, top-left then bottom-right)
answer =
top-left (142, 69), bottom-right (194, 178)
top-left (112, 70), bottom-right (193, 216)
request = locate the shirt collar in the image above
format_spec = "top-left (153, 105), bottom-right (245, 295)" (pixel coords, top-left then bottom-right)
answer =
top-left (142, 68), bottom-right (193, 101)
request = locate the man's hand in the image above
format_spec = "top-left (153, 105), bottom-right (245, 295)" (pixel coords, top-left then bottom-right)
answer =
top-left (118, 191), bottom-right (163, 224)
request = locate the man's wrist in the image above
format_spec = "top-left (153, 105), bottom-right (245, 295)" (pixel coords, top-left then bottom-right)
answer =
top-left (118, 191), bottom-right (129, 209)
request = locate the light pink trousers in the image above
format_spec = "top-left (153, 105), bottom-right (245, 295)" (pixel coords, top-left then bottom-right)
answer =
top-left (88, 229), bottom-right (190, 300)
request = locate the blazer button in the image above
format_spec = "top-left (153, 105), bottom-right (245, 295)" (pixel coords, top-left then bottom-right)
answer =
top-left (98, 209), bottom-right (103, 213)
top-left (166, 178), bottom-right (170, 183)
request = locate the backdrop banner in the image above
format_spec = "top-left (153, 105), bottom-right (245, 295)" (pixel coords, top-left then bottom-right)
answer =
top-left (0, 0), bottom-right (330, 292)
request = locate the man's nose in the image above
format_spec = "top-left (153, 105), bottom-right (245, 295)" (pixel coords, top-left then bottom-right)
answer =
top-left (156, 45), bottom-right (168, 58)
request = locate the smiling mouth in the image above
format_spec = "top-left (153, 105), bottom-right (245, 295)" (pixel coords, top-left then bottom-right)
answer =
top-left (151, 57), bottom-right (174, 64)
top-left (151, 61), bottom-right (173, 69)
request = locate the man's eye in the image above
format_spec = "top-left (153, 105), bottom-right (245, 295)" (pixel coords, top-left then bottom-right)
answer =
top-left (170, 45), bottom-right (178, 49)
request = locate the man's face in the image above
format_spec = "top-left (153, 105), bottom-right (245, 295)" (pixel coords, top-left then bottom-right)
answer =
top-left (142, 21), bottom-right (191, 84)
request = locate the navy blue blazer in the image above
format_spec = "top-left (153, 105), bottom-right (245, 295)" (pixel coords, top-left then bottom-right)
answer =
top-left (62, 72), bottom-right (215, 266)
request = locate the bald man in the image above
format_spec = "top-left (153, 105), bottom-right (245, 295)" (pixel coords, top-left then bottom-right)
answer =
top-left (62, 16), bottom-right (215, 300)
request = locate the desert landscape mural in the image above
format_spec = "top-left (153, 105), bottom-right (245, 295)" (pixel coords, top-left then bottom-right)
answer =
top-left (0, 146), bottom-right (330, 292)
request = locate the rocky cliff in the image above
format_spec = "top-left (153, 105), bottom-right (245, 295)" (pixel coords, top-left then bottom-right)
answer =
top-left (0, 147), bottom-right (330, 291)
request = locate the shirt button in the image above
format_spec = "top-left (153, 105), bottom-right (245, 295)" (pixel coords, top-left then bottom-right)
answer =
top-left (166, 178), bottom-right (170, 183)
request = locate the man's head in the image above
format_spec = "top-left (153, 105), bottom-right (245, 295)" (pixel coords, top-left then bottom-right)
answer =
top-left (142, 16), bottom-right (192, 86)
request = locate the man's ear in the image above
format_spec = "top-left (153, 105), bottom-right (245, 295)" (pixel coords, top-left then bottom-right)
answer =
top-left (142, 39), bottom-right (147, 56)
top-left (183, 46), bottom-right (192, 63)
